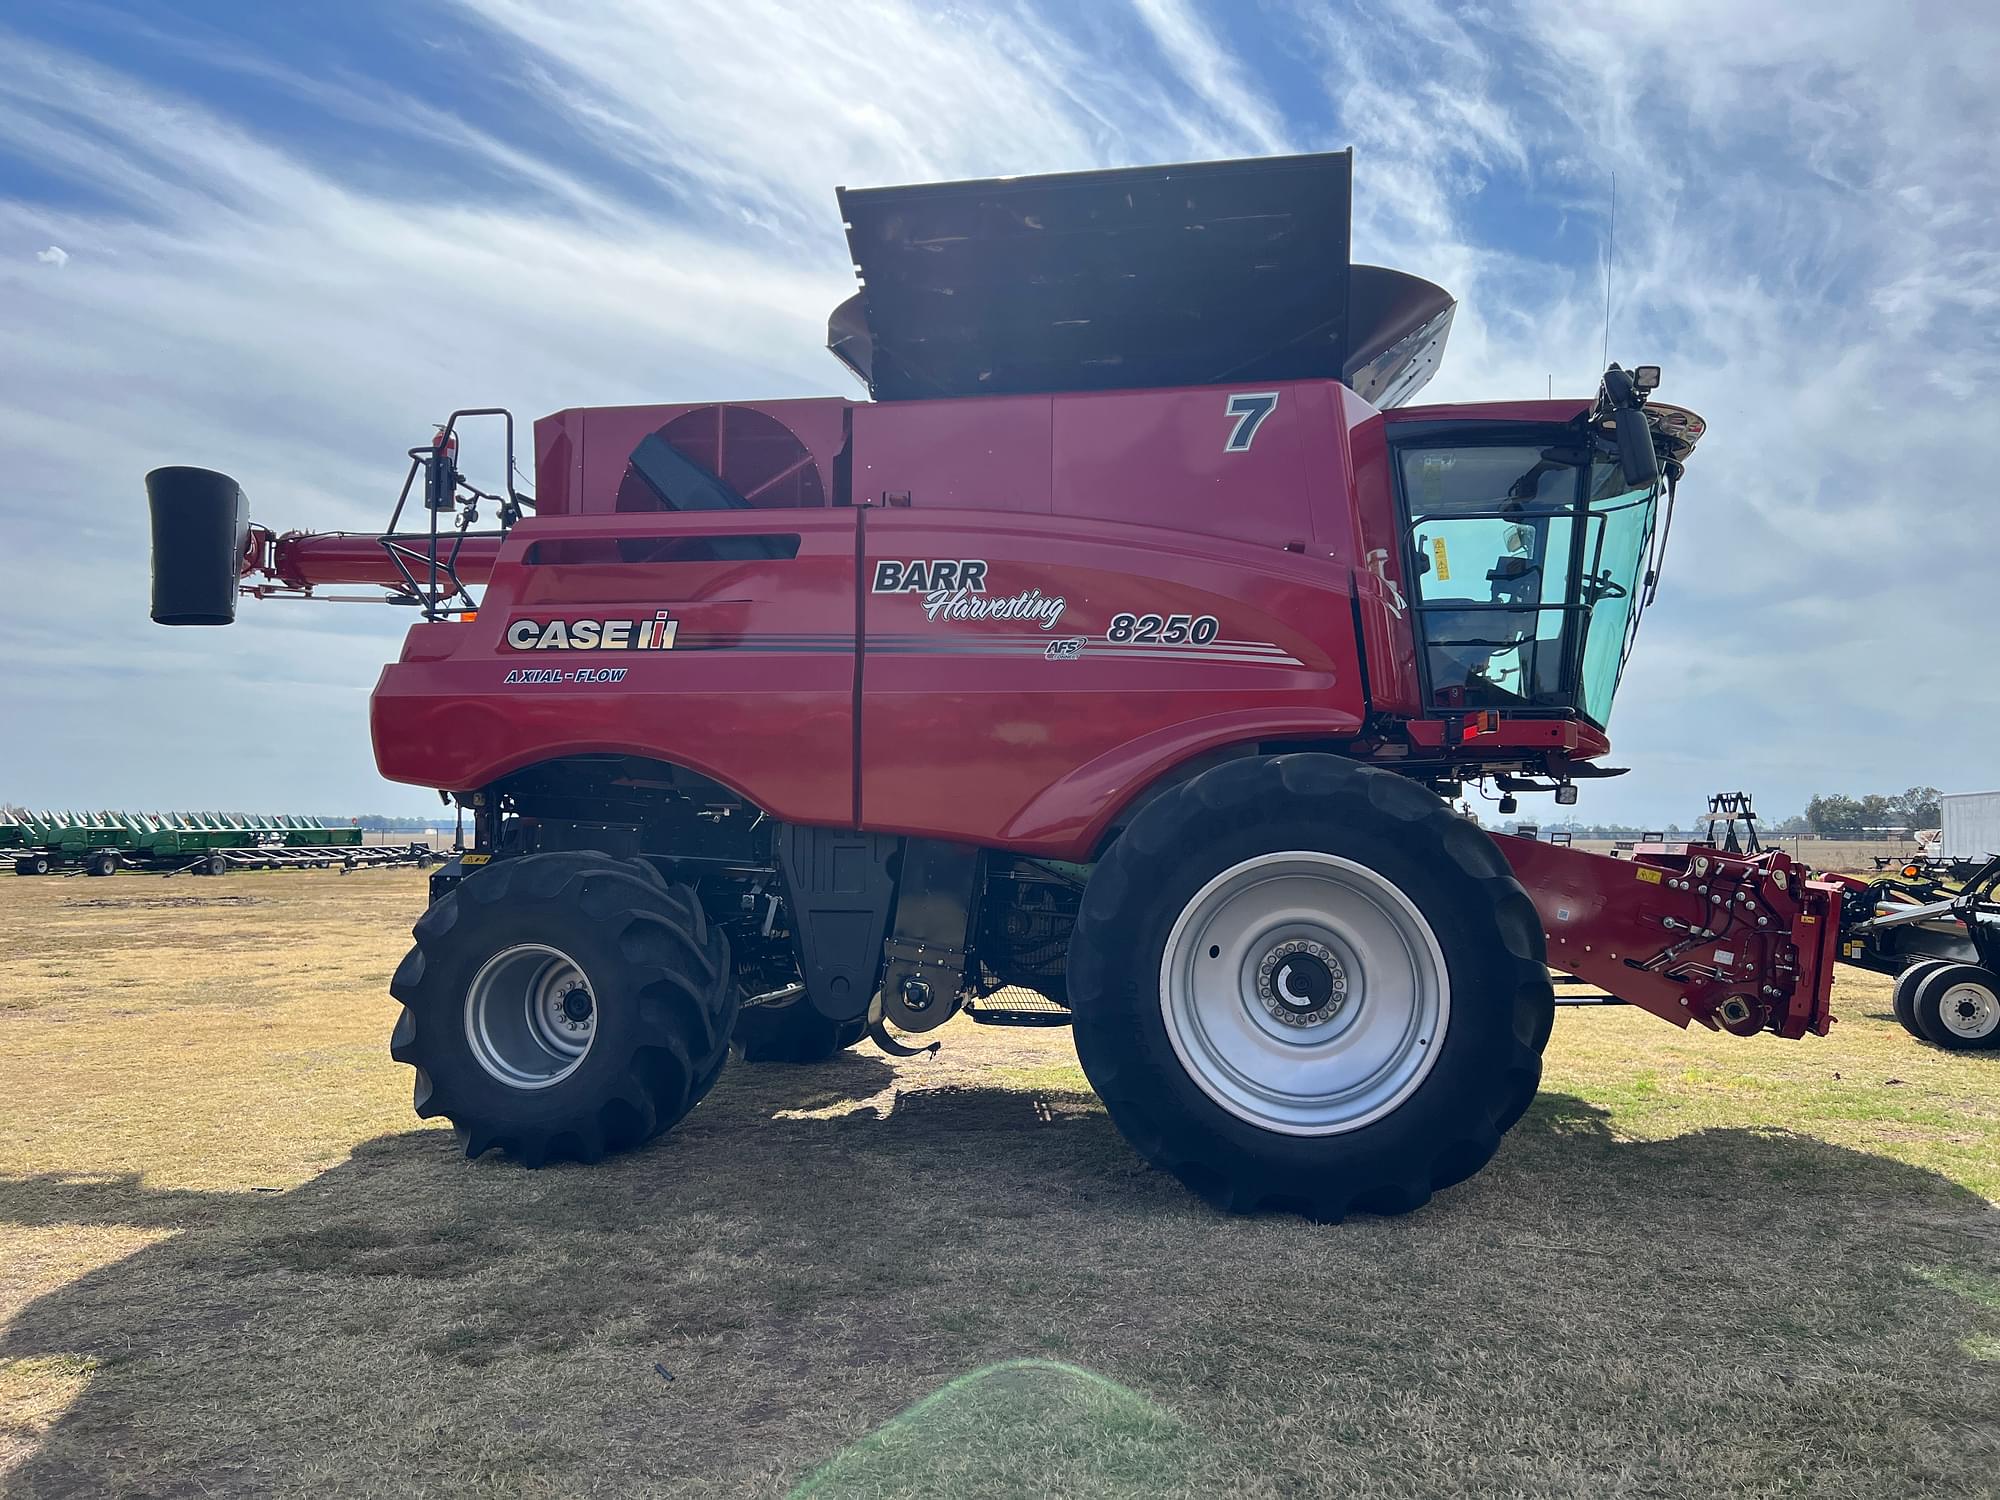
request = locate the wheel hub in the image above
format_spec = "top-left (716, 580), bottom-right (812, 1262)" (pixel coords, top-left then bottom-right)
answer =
top-left (465, 943), bottom-right (599, 1090)
top-left (1940, 982), bottom-right (1998, 1039)
top-left (1257, 939), bottom-right (1347, 1026)
top-left (1160, 851), bottom-right (1450, 1137)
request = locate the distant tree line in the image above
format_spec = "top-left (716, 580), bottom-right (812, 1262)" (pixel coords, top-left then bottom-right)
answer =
top-left (1802, 787), bottom-right (1940, 837)
top-left (338, 814), bottom-right (444, 832)
top-left (1496, 792), bottom-right (1937, 840)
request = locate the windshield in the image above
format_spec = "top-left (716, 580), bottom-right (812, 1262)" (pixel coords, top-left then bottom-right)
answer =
top-left (1397, 436), bottom-right (1659, 728)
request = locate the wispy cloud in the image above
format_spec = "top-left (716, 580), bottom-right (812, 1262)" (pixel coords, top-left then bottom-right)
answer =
top-left (449, 0), bottom-right (1257, 246)
top-left (1125, 0), bottom-right (1291, 155)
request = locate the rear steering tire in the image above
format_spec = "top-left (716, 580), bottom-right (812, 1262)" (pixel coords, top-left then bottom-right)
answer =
top-left (1908, 964), bottom-right (2000, 1050)
top-left (1068, 753), bottom-right (1553, 1220)
top-left (388, 852), bottom-right (738, 1163)
top-left (732, 989), bottom-right (868, 1063)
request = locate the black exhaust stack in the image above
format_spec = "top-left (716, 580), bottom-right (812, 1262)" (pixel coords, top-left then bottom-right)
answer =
top-left (147, 466), bottom-right (250, 625)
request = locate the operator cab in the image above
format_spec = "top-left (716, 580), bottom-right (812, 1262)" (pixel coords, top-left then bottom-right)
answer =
top-left (1389, 370), bottom-right (1702, 731)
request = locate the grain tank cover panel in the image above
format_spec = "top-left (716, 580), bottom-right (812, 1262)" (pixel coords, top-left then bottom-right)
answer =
top-left (836, 151), bottom-right (1407, 401)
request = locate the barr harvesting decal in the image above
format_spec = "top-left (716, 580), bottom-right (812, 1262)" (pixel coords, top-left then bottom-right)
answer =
top-left (505, 612), bottom-right (678, 651)
top-left (872, 557), bottom-right (1067, 631)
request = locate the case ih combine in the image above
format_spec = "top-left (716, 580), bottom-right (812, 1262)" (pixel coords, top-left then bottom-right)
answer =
top-left (147, 153), bottom-right (1844, 1218)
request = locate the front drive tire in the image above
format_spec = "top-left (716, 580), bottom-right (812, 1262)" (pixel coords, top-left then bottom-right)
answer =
top-left (1068, 754), bottom-right (1554, 1220)
top-left (389, 852), bottom-right (737, 1164)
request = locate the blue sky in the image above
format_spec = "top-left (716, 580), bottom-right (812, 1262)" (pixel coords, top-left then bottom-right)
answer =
top-left (4, 0), bottom-right (1997, 825)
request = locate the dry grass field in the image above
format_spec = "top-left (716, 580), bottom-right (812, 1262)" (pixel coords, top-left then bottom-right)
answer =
top-left (1, 868), bottom-right (1996, 1498)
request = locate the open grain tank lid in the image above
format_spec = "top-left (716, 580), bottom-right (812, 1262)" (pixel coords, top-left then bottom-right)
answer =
top-left (828, 150), bottom-right (1454, 407)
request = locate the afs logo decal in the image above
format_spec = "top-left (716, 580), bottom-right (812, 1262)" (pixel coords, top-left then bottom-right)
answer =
top-left (506, 611), bottom-right (678, 651)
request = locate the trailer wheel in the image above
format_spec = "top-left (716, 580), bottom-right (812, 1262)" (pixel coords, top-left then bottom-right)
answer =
top-left (1908, 964), bottom-right (2000, 1050)
top-left (1068, 753), bottom-right (1553, 1220)
top-left (16, 854), bottom-right (52, 876)
top-left (732, 989), bottom-right (867, 1063)
top-left (86, 852), bottom-right (117, 877)
top-left (1892, 959), bottom-right (1949, 1037)
top-left (389, 852), bottom-right (737, 1164)
top-left (200, 853), bottom-right (227, 877)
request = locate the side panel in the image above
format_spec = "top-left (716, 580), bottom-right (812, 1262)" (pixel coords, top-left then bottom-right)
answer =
top-left (371, 510), bottom-right (858, 826)
top-left (532, 411), bottom-right (582, 517)
top-left (859, 509), bottom-right (1366, 857)
top-left (851, 395), bottom-right (1054, 510)
top-left (1048, 382), bottom-right (1341, 553)
top-left (851, 378), bottom-right (1354, 554)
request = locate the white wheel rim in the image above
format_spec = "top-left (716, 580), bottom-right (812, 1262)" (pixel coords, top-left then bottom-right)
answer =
top-left (1937, 980), bottom-right (1999, 1040)
top-left (1160, 851), bottom-right (1450, 1136)
top-left (464, 943), bottom-right (597, 1089)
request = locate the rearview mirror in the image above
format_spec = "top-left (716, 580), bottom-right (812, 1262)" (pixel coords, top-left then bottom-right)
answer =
top-left (1614, 407), bottom-right (1660, 491)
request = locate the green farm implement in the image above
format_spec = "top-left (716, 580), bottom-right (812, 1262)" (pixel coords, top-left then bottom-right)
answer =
top-left (2, 809), bottom-right (432, 877)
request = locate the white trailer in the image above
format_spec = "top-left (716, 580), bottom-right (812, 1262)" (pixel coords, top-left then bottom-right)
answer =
top-left (1939, 791), bottom-right (2000, 865)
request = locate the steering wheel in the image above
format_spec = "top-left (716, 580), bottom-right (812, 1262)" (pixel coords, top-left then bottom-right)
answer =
top-left (1582, 570), bottom-right (1628, 602)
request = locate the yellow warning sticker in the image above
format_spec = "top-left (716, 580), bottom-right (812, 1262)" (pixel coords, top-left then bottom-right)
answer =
top-left (461, 853), bottom-right (491, 865)
top-left (1635, 866), bottom-right (1662, 884)
top-left (1431, 537), bottom-right (1451, 580)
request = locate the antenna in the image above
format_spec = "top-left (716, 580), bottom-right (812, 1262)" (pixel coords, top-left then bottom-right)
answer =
top-left (1602, 171), bottom-right (1616, 370)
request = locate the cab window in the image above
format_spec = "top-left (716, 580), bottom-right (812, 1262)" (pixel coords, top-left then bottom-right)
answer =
top-left (1401, 443), bottom-right (1580, 712)
top-left (1395, 436), bottom-right (1660, 728)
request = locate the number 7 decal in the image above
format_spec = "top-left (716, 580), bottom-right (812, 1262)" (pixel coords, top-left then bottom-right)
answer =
top-left (1223, 390), bottom-right (1280, 452)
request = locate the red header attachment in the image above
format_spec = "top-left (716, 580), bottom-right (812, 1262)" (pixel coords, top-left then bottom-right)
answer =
top-left (1495, 836), bottom-right (1839, 1039)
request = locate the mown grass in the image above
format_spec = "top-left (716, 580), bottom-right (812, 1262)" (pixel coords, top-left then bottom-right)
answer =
top-left (0, 869), bottom-right (1995, 1498)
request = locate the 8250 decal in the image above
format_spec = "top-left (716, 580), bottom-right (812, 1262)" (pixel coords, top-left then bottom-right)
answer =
top-left (1106, 613), bottom-right (1220, 645)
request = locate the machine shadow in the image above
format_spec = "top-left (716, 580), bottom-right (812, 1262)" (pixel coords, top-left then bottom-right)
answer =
top-left (3, 1076), bottom-right (1995, 1496)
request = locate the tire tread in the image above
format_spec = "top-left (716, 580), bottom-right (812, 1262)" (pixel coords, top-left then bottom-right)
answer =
top-left (389, 852), bottom-right (735, 1165)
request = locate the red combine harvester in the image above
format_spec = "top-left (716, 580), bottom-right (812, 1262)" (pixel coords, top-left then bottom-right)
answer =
top-left (148, 153), bottom-right (1840, 1217)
